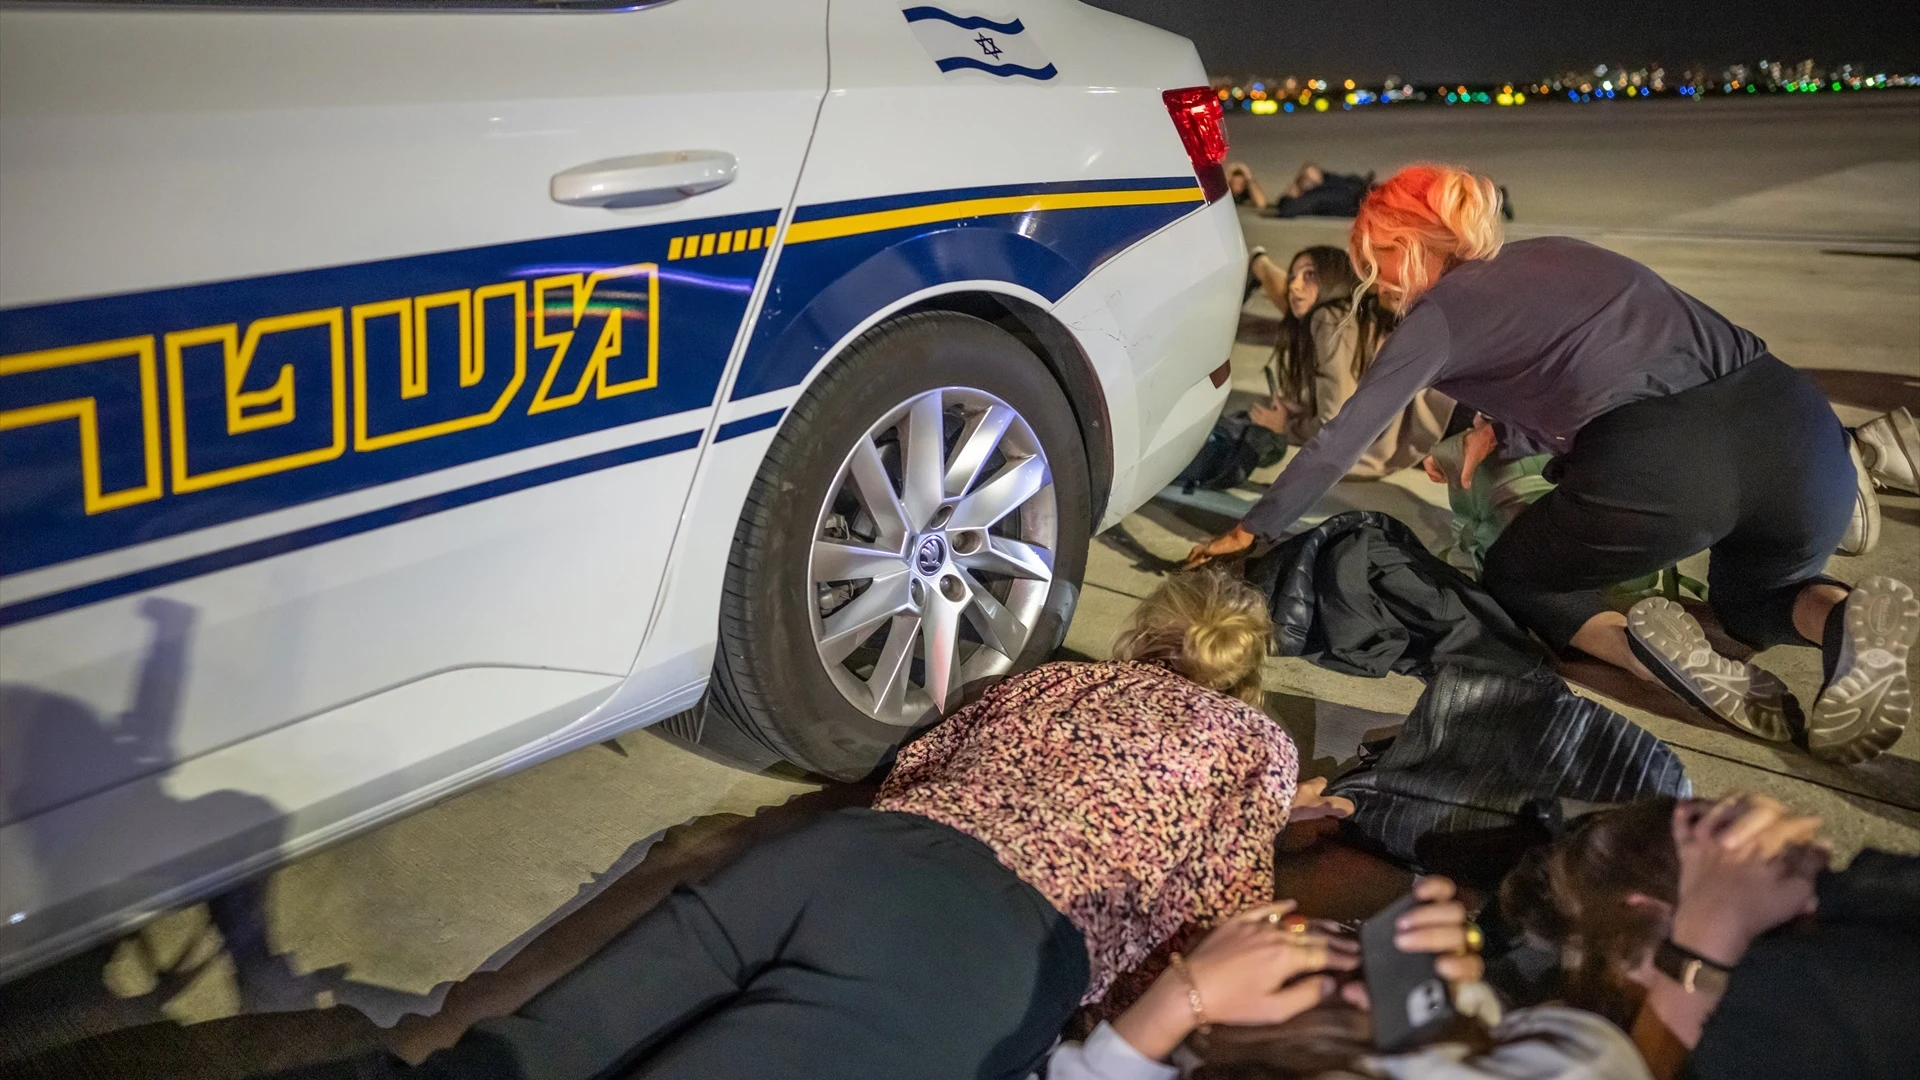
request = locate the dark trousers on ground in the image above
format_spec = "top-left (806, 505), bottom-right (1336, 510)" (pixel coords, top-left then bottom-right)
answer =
top-left (400, 808), bottom-right (1087, 1080)
top-left (1273, 172), bottom-right (1372, 217)
top-left (1482, 355), bottom-right (1853, 653)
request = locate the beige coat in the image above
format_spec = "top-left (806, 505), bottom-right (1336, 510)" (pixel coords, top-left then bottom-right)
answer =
top-left (1282, 307), bottom-right (1453, 478)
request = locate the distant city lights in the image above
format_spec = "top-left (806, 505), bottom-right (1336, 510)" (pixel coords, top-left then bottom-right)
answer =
top-left (1207, 59), bottom-right (1918, 116)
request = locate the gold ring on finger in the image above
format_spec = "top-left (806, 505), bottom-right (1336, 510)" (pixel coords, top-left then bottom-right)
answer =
top-left (1463, 922), bottom-right (1484, 953)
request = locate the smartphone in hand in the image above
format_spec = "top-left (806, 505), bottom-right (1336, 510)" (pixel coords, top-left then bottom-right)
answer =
top-left (1359, 892), bottom-right (1457, 1051)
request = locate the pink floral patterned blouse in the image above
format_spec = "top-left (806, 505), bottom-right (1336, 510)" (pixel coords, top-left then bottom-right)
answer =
top-left (873, 660), bottom-right (1299, 1005)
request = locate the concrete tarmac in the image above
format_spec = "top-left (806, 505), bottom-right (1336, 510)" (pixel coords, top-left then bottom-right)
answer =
top-left (4, 94), bottom-right (1917, 1070)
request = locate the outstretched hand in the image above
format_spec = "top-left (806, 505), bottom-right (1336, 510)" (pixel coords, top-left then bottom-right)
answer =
top-left (1184, 524), bottom-right (1256, 569)
top-left (1289, 776), bottom-right (1355, 822)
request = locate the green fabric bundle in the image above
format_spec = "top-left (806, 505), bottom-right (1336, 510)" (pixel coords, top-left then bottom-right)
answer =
top-left (1428, 431), bottom-right (1704, 606)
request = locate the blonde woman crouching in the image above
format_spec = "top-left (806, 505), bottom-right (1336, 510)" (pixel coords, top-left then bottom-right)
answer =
top-left (1187, 163), bottom-right (1916, 766)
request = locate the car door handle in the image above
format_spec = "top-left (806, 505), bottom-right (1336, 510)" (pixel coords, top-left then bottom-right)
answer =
top-left (550, 150), bottom-right (737, 209)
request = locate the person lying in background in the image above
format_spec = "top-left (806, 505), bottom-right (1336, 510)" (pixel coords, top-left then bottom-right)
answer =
top-left (1226, 161), bottom-right (1378, 219)
top-left (1226, 161), bottom-right (1272, 210)
top-left (1175, 246), bottom-right (1452, 495)
top-left (1268, 162), bottom-right (1377, 219)
top-left (1498, 793), bottom-right (1919, 1080)
top-left (282, 572), bottom-right (1350, 1080)
top-left (1231, 161), bottom-right (1516, 222)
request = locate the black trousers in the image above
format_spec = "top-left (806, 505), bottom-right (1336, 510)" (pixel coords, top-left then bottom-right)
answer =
top-left (1482, 356), bottom-right (1852, 653)
top-left (1273, 172), bottom-right (1371, 218)
top-left (393, 808), bottom-right (1087, 1080)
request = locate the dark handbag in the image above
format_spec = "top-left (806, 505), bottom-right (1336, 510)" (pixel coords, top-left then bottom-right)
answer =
top-left (1327, 665), bottom-right (1691, 888)
top-left (1174, 411), bottom-right (1285, 493)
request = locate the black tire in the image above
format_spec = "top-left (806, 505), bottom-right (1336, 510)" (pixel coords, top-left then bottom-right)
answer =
top-left (706, 312), bottom-right (1092, 781)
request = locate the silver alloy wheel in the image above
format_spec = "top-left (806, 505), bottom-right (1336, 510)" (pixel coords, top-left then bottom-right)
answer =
top-left (809, 386), bottom-right (1058, 726)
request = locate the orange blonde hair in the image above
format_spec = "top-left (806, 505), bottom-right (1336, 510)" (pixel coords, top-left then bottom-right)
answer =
top-left (1349, 165), bottom-right (1504, 312)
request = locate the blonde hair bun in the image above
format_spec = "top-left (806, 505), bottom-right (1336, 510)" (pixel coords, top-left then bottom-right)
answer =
top-left (1113, 570), bottom-right (1273, 704)
top-left (1350, 164), bottom-right (1504, 312)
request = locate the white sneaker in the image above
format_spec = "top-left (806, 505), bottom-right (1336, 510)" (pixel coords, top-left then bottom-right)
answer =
top-left (1837, 436), bottom-right (1881, 556)
top-left (1810, 577), bottom-right (1917, 764)
top-left (1626, 597), bottom-right (1798, 741)
top-left (1855, 407), bottom-right (1920, 496)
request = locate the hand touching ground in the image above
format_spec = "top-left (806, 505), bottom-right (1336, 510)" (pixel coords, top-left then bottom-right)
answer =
top-left (1289, 776), bottom-right (1356, 822)
top-left (1184, 524), bottom-right (1256, 569)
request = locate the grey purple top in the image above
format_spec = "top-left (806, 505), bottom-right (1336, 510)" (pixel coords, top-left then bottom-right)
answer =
top-left (1241, 236), bottom-right (1769, 539)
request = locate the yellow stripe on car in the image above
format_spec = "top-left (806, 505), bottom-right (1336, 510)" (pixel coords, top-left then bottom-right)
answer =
top-left (784, 187), bottom-right (1203, 245)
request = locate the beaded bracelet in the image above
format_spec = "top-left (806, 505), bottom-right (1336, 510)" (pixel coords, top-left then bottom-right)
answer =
top-left (1168, 952), bottom-right (1212, 1034)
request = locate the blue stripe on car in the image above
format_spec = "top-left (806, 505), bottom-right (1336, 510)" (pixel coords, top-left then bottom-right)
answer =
top-left (0, 428), bottom-right (702, 629)
top-left (714, 407), bottom-right (786, 442)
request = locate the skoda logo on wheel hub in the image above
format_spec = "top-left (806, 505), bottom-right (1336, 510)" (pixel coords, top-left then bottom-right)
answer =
top-left (915, 535), bottom-right (947, 575)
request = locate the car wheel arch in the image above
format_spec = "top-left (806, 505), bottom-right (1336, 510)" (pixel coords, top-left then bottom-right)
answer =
top-left (893, 290), bottom-right (1113, 525)
top-left (744, 281), bottom-right (1115, 529)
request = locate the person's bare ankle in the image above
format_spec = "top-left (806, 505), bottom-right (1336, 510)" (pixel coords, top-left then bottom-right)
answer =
top-left (1792, 583), bottom-right (1848, 644)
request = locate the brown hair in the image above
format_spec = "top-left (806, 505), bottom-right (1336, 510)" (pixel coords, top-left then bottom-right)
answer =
top-left (1188, 998), bottom-right (1493, 1079)
top-left (1496, 797), bottom-right (1679, 1024)
top-left (1188, 1001), bottom-right (1373, 1079)
top-left (1271, 245), bottom-right (1396, 415)
top-left (1112, 570), bottom-right (1272, 705)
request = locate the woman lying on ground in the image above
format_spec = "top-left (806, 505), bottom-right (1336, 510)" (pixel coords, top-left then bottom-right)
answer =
top-left (1187, 163), bottom-right (1917, 764)
top-left (1176, 246), bottom-right (1450, 492)
top-left (1226, 162), bottom-right (1378, 219)
top-left (1227, 162), bottom-right (1271, 210)
top-left (1498, 792), bottom-right (1918, 1080)
top-left (298, 572), bottom-right (1349, 1080)
top-left (1046, 875), bottom-right (1644, 1080)
top-left (1180, 998), bottom-right (1651, 1080)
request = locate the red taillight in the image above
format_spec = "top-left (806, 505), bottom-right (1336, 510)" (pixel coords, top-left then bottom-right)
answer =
top-left (1163, 86), bottom-right (1230, 202)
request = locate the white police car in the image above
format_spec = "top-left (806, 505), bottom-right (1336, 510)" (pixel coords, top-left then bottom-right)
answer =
top-left (0, 0), bottom-right (1244, 980)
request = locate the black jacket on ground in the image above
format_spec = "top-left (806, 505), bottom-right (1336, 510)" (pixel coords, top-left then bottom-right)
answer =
top-left (1244, 512), bottom-right (1689, 888)
top-left (1243, 510), bottom-right (1546, 680)
top-left (1326, 665), bottom-right (1692, 886)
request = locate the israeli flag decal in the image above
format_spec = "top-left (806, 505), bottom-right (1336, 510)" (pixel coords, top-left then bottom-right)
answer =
top-left (901, 5), bottom-right (1058, 81)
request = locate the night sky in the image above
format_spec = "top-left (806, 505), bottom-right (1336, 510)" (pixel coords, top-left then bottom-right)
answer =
top-left (1080, 0), bottom-right (1920, 83)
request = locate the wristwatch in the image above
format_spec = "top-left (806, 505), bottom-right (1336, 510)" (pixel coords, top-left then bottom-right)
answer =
top-left (1653, 939), bottom-right (1731, 995)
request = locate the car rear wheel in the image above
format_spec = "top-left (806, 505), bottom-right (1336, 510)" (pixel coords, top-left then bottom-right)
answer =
top-left (707, 312), bottom-right (1091, 781)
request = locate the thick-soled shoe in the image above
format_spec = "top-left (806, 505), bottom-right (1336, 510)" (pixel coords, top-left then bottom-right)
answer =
top-left (1810, 577), bottom-right (1918, 764)
top-left (1837, 436), bottom-right (1882, 556)
top-left (1855, 407), bottom-right (1920, 495)
top-left (1626, 597), bottom-right (1798, 741)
